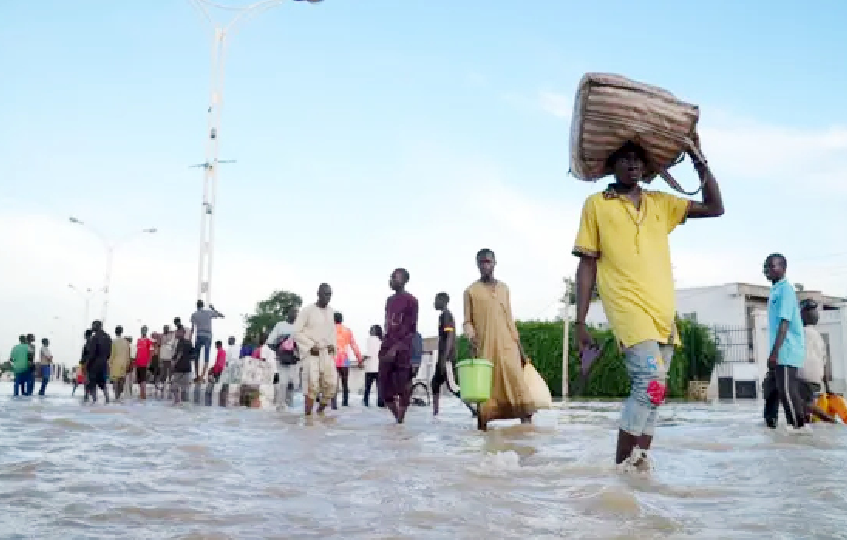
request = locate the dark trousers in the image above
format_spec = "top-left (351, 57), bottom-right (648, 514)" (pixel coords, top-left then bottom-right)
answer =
top-left (24, 368), bottom-right (35, 396)
top-left (764, 365), bottom-right (806, 428)
top-left (14, 372), bottom-right (27, 396)
top-left (86, 363), bottom-right (109, 402)
top-left (363, 372), bottom-right (378, 406)
top-left (331, 366), bottom-right (350, 408)
top-left (777, 365), bottom-right (806, 428)
top-left (763, 368), bottom-right (779, 428)
top-left (195, 335), bottom-right (213, 376)
top-left (38, 365), bottom-right (50, 395)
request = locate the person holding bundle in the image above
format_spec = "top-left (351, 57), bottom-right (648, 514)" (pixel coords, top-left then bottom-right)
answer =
top-left (572, 136), bottom-right (724, 469)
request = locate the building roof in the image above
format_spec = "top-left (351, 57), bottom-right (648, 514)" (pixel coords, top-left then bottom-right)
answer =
top-left (680, 282), bottom-right (846, 309)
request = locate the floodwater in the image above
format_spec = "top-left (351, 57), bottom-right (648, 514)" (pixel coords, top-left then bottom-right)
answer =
top-left (1, 382), bottom-right (846, 540)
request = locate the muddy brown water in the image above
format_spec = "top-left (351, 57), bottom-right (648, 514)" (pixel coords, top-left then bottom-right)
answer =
top-left (1, 382), bottom-right (845, 539)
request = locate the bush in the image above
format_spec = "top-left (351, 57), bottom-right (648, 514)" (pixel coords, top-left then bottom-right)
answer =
top-left (456, 318), bottom-right (721, 399)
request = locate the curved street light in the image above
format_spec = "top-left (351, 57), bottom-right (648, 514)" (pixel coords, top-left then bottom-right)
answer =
top-left (69, 217), bottom-right (157, 324)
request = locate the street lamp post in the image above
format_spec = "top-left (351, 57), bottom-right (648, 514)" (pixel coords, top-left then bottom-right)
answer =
top-left (68, 284), bottom-right (94, 364)
top-left (68, 284), bottom-right (94, 329)
top-left (69, 217), bottom-right (157, 324)
top-left (187, 0), bottom-right (322, 304)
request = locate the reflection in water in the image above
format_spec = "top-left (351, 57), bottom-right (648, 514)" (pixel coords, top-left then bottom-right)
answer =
top-left (2, 382), bottom-right (846, 539)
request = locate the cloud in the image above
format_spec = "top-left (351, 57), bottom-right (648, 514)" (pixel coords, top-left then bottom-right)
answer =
top-left (538, 90), bottom-right (572, 120)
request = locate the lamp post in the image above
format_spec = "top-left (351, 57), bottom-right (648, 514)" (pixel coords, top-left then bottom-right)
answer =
top-left (69, 217), bottom-right (157, 324)
top-left (68, 284), bottom-right (94, 329)
top-left (187, 0), bottom-right (322, 304)
top-left (562, 277), bottom-right (573, 400)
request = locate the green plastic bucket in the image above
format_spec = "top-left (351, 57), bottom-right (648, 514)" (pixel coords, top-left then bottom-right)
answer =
top-left (456, 359), bottom-right (493, 403)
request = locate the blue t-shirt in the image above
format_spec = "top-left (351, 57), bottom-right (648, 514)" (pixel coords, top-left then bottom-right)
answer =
top-left (768, 279), bottom-right (805, 367)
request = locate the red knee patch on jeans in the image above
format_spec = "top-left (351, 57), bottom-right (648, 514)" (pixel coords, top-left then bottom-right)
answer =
top-left (647, 380), bottom-right (666, 405)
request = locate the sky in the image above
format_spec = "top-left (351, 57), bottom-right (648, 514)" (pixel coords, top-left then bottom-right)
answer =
top-left (1, 0), bottom-right (846, 366)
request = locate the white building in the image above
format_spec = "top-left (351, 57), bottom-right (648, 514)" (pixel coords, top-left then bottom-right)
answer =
top-left (585, 282), bottom-right (847, 399)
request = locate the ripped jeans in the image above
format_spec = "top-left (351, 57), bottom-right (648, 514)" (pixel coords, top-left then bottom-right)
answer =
top-left (620, 340), bottom-right (673, 437)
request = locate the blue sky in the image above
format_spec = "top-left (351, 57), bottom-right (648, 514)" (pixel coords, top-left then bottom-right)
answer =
top-left (1, 0), bottom-right (846, 364)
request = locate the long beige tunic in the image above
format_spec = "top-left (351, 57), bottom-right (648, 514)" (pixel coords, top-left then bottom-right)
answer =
top-left (463, 280), bottom-right (536, 421)
top-left (108, 338), bottom-right (131, 380)
top-left (293, 303), bottom-right (338, 403)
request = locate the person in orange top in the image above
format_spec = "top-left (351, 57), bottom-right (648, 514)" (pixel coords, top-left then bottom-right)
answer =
top-left (332, 312), bottom-right (363, 409)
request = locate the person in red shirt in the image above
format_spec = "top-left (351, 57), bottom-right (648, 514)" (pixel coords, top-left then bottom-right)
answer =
top-left (211, 340), bottom-right (227, 383)
top-left (135, 325), bottom-right (155, 400)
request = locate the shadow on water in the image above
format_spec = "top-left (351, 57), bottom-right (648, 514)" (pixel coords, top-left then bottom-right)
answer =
top-left (1, 382), bottom-right (846, 539)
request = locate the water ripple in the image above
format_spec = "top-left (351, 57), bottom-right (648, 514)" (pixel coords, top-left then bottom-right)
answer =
top-left (1, 383), bottom-right (846, 539)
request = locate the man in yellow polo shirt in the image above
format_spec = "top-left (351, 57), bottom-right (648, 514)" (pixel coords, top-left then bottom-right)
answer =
top-left (572, 138), bottom-right (724, 468)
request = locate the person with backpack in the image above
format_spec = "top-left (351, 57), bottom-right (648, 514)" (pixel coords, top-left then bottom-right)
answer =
top-left (267, 307), bottom-right (301, 409)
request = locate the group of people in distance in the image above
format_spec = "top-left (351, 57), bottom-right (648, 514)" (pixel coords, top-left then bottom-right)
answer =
top-left (8, 334), bottom-right (54, 396)
top-left (72, 301), bottom-right (226, 405)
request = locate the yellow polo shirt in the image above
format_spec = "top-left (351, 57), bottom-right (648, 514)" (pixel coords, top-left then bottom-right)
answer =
top-left (573, 189), bottom-right (689, 348)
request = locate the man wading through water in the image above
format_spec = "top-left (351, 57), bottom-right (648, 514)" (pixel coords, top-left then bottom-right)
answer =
top-left (762, 253), bottom-right (808, 432)
top-left (331, 312), bottom-right (363, 409)
top-left (294, 283), bottom-right (338, 416)
top-left (85, 321), bottom-right (113, 404)
top-left (379, 268), bottom-right (419, 424)
top-left (267, 307), bottom-right (300, 408)
top-left (431, 292), bottom-right (458, 416)
top-left (464, 249), bottom-right (535, 430)
top-left (572, 138), bottom-right (724, 468)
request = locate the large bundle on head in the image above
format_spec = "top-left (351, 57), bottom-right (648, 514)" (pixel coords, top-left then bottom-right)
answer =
top-left (569, 73), bottom-right (702, 193)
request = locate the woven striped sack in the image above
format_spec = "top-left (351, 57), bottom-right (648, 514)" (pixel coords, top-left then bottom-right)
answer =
top-left (569, 72), bottom-right (706, 195)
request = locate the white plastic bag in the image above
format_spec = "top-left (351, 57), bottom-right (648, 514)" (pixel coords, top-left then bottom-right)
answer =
top-left (523, 363), bottom-right (553, 409)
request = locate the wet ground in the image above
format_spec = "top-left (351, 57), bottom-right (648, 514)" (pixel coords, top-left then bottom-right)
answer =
top-left (1, 381), bottom-right (845, 539)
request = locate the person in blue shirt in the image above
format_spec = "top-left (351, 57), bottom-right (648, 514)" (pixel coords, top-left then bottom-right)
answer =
top-left (763, 253), bottom-right (807, 430)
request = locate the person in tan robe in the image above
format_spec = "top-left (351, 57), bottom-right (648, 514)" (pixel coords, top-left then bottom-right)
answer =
top-left (293, 283), bottom-right (338, 415)
top-left (463, 248), bottom-right (536, 430)
top-left (108, 325), bottom-right (131, 400)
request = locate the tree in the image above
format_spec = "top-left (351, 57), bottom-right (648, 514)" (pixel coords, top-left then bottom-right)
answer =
top-left (561, 276), bottom-right (599, 306)
top-left (243, 290), bottom-right (303, 344)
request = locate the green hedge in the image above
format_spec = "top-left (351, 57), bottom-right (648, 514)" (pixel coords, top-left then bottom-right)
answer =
top-left (456, 318), bottom-right (720, 399)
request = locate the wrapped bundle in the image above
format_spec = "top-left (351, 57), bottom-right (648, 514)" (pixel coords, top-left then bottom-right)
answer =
top-left (569, 73), bottom-right (704, 194)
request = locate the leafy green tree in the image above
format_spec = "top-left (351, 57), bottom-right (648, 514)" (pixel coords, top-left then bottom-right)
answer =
top-left (243, 290), bottom-right (303, 344)
top-left (561, 277), bottom-right (599, 306)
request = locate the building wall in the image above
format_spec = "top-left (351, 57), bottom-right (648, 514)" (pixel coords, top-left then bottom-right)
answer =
top-left (818, 308), bottom-right (847, 393)
top-left (676, 284), bottom-right (747, 328)
top-left (585, 284), bottom-right (747, 329)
